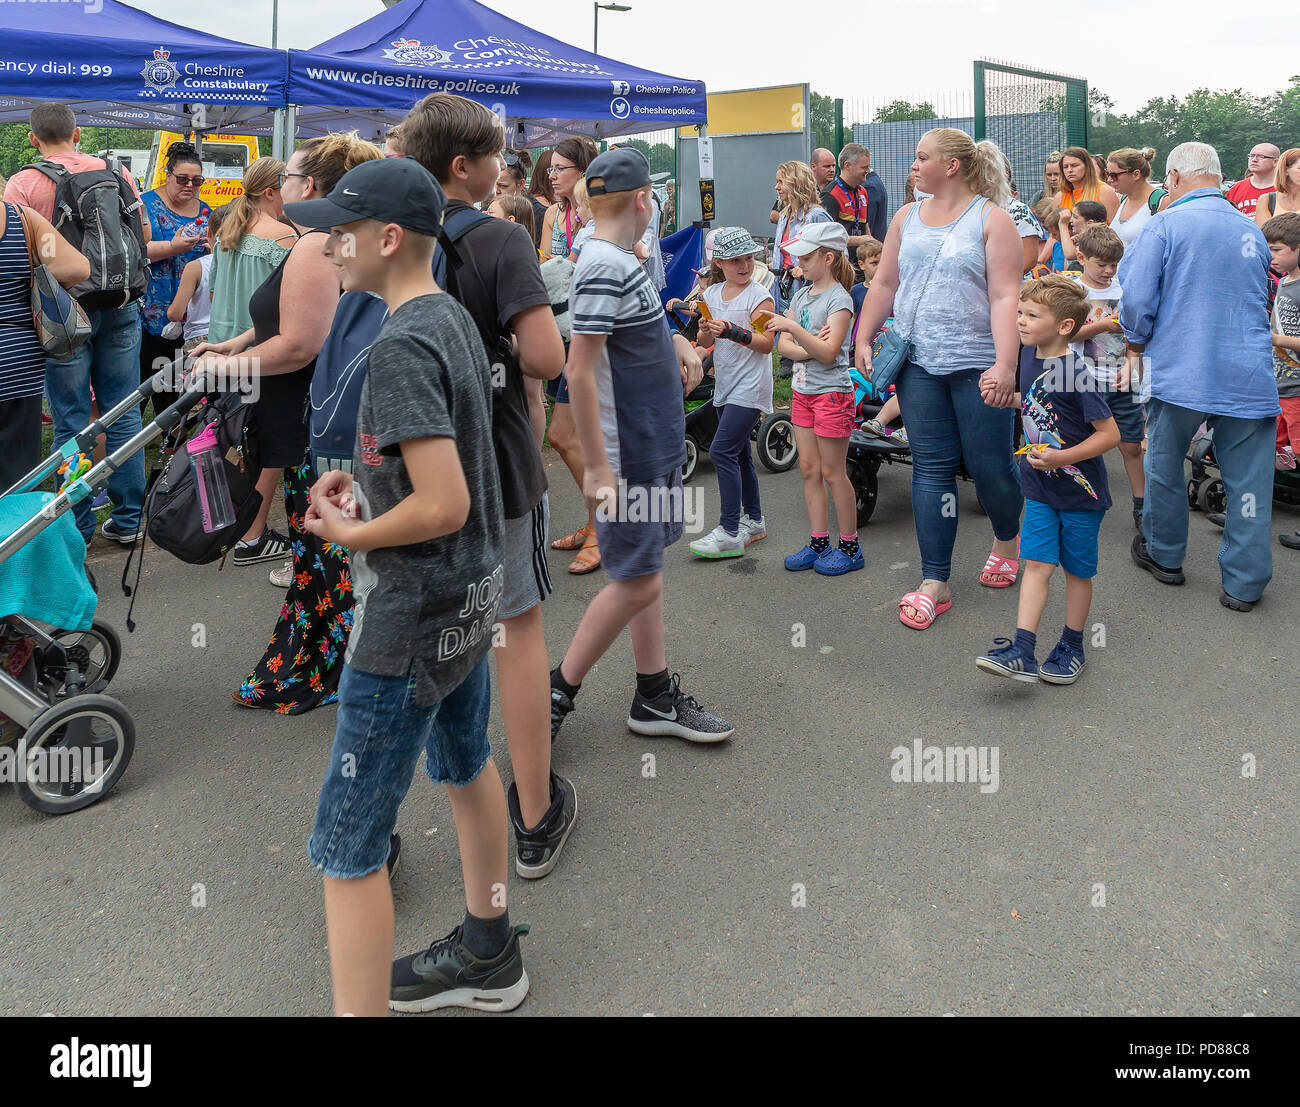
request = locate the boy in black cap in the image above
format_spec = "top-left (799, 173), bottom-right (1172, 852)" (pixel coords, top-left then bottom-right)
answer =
top-left (287, 157), bottom-right (528, 1016)
top-left (548, 147), bottom-right (735, 744)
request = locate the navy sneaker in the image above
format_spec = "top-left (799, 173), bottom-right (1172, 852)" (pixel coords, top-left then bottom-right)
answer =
top-left (814, 546), bottom-right (864, 576)
top-left (509, 772), bottom-right (577, 880)
top-left (1039, 642), bottom-right (1085, 685)
top-left (976, 637), bottom-right (1039, 683)
top-left (784, 544), bottom-right (823, 571)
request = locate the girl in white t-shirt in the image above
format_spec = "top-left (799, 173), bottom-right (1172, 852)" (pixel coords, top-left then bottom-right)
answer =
top-left (690, 227), bottom-right (775, 559)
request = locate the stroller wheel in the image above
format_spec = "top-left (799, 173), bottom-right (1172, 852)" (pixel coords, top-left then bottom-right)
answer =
top-left (15, 693), bottom-right (135, 815)
top-left (40, 621), bottom-right (122, 696)
top-left (844, 459), bottom-right (879, 527)
top-left (755, 413), bottom-right (798, 473)
top-left (1196, 477), bottom-right (1226, 515)
top-left (682, 435), bottom-right (700, 484)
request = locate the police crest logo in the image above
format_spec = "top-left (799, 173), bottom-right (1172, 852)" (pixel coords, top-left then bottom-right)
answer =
top-left (139, 47), bottom-right (180, 97)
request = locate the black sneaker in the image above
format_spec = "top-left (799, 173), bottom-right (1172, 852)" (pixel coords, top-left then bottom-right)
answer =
top-left (1132, 502), bottom-right (1143, 531)
top-left (232, 528), bottom-right (290, 566)
top-left (627, 673), bottom-right (734, 743)
top-left (390, 924), bottom-right (530, 1014)
top-left (1130, 533), bottom-right (1185, 585)
top-left (549, 687), bottom-right (574, 743)
top-left (509, 773), bottom-right (577, 880)
top-left (386, 832), bottom-right (400, 879)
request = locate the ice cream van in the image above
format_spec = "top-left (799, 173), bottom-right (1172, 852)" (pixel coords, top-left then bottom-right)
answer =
top-left (145, 132), bottom-right (261, 208)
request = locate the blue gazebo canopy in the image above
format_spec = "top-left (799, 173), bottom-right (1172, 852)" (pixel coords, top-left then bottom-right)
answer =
top-left (287, 0), bottom-right (706, 145)
top-left (0, 0), bottom-right (287, 132)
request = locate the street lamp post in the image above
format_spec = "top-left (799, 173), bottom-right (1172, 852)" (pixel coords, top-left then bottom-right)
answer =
top-left (593, 3), bottom-right (631, 54)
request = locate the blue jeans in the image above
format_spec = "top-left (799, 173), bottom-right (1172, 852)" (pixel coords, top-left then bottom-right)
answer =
top-left (711, 403), bottom-right (762, 534)
top-left (44, 303), bottom-right (145, 539)
top-left (895, 362), bottom-right (1023, 581)
top-left (308, 655), bottom-right (493, 880)
top-left (1143, 397), bottom-right (1275, 602)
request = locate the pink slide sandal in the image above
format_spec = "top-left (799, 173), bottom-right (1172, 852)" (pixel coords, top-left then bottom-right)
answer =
top-left (899, 591), bottom-right (953, 630)
top-left (979, 552), bottom-right (1019, 588)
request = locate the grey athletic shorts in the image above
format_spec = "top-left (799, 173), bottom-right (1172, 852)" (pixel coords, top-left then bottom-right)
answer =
top-left (498, 493), bottom-right (553, 621)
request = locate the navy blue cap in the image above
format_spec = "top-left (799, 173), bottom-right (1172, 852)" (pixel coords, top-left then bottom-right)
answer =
top-left (585, 147), bottom-right (651, 196)
top-left (283, 157), bottom-right (445, 235)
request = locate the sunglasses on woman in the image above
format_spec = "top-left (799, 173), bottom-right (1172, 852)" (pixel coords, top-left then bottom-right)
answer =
top-left (172, 173), bottom-right (205, 186)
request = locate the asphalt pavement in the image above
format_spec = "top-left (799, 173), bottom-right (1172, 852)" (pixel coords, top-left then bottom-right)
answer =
top-left (0, 445), bottom-right (1295, 1016)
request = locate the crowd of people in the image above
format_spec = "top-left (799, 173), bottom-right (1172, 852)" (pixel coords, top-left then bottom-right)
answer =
top-left (0, 95), bottom-right (1296, 1015)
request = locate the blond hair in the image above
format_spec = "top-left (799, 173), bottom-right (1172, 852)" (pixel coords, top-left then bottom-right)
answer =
top-left (572, 177), bottom-right (591, 219)
top-left (1276, 149), bottom-right (1300, 198)
top-left (295, 131), bottom-right (382, 198)
top-left (1107, 146), bottom-right (1157, 180)
top-left (776, 161), bottom-right (821, 220)
top-left (1020, 274), bottom-right (1088, 332)
top-left (588, 184), bottom-right (651, 221)
top-left (856, 238), bottom-right (883, 263)
top-left (219, 156), bottom-right (285, 251)
top-left (492, 193), bottom-right (535, 240)
top-left (1043, 152), bottom-right (1062, 199)
top-left (923, 129), bottom-right (1010, 205)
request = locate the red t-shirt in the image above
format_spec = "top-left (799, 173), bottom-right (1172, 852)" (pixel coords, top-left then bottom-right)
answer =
top-left (1224, 179), bottom-right (1275, 218)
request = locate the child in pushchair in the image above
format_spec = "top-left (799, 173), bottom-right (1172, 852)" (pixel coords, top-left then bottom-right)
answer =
top-left (0, 368), bottom-right (207, 814)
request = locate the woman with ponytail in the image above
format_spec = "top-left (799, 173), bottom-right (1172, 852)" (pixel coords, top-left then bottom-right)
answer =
top-left (191, 132), bottom-right (383, 712)
top-left (853, 128), bottom-right (1025, 630)
top-left (1056, 146), bottom-right (1119, 221)
top-left (1106, 146), bottom-right (1168, 251)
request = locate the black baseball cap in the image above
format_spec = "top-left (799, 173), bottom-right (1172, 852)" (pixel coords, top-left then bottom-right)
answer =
top-left (283, 157), bottom-right (446, 235)
top-left (586, 147), bottom-right (651, 196)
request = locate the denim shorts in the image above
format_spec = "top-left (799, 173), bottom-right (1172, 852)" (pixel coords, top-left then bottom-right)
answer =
top-left (1019, 498), bottom-right (1104, 579)
top-left (307, 654), bottom-right (492, 879)
top-left (1104, 383), bottom-right (1146, 443)
top-left (594, 469), bottom-right (684, 580)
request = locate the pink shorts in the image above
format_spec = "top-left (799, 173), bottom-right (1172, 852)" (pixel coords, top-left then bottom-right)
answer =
top-left (792, 389), bottom-right (856, 438)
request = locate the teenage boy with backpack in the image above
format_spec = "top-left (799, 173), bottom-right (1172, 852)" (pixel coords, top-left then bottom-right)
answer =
top-left (396, 94), bottom-right (576, 880)
top-left (4, 103), bottom-right (152, 546)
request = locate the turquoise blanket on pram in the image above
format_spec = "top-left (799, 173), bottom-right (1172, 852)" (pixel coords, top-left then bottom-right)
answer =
top-left (0, 491), bottom-right (96, 631)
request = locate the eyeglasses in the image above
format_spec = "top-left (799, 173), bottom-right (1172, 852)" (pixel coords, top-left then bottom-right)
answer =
top-left (1248, 153), bottom-right (1278, 160)
top-left (277, 172), bottom-right (309, 187)
top-left (172, 174), bottom-right (204, 186)
top-left (502, 151), bottom-right (521, 167)
top-left (1104, 170), bottom-right (1132, 180)
top-left (547, 162), bottom-right (577, 176)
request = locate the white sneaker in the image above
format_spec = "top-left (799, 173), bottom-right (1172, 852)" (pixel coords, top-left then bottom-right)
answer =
top-left (269, 560), bottom-right (292, 588)
top-left (689, 525), bottom-right (745, 559)
top-left (738, 514), bottom-right (767, 546)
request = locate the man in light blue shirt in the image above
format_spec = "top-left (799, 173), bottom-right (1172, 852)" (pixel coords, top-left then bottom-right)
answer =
top-left (1120, 142), bottom-right (1280, 609)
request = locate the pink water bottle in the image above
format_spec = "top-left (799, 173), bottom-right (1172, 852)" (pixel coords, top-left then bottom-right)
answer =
top-left (186, 423), bottom-right (236, 533)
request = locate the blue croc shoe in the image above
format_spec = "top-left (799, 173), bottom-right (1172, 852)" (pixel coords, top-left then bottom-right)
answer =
top-left (784, 544), bottom-right (822, 571)
top-left (1039, 642), bottom-right (1085, 684)
top-left (976, 637), bottom-right (1039, 683)
top-left (814, 546), bottom-right (865, 576)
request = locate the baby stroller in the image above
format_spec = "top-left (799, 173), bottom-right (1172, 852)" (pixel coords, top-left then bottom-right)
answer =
top-left (1186, 425), bottom-right (1300, 513)
top-left (681, 352), bottom-right (799, 483)
top-left (844, 366), bottom-right (981, 527)
top-left (0, 370), bottom-right (206, 814)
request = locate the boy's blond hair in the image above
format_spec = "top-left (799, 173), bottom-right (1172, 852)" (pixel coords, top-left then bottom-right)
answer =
top-left (572, 177), bottom-right (591, 217)
top-left (1020, 274), bottom-right (1089, 332)
top-left (855, 238), bottom-right (883, 264)
top-left (1075, 224), bottom-right (1124, 264)
top-left (1032, 198), bottom-right (1060, 236)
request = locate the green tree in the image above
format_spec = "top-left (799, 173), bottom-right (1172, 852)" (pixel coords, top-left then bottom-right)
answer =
top-left (873, 100), bottom-right (938, 124)
top-left (809, 92), bottom-right (837, 152)
top-left (647, 142), bottom-right (674, 177)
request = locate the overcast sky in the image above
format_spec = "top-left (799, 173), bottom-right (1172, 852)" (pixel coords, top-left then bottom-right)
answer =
top-left (136, 0), bottom-right (1298, 116)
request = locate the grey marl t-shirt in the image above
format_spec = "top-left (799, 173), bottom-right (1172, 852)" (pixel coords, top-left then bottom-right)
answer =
top-left (346, 293), bottom-right (505, 706)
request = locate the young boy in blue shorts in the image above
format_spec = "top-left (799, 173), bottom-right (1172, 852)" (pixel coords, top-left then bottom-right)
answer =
top-left (977, 275), bottom-right (1120, 685)
top-left (289, 157), bottom-right (527, 1015)
top-left (548, 148), bottom-right (734, 743)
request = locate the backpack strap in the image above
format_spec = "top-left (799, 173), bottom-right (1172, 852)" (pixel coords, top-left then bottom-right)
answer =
top-left (431, 206), bottom-right (490, 288)
top-left (1147, 188), bottom-right (1167, 216)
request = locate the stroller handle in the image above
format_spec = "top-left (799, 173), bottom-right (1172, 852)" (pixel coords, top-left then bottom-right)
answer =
top-left (3, 361), bottom-right (182, 500)
top-left (0, 380), bottom-right (211, 568)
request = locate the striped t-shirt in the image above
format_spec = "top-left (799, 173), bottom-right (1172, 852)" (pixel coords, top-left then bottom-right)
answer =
top-left (569, 237), bottom-right (685, 482)
top-left (0, 202), bottom-right (45, 403)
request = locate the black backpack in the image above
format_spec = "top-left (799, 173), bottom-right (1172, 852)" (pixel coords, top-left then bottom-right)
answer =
top-left (20, 158), bottom-right (148, 309)
top-left (144, 391), bottom-right (264, 565)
